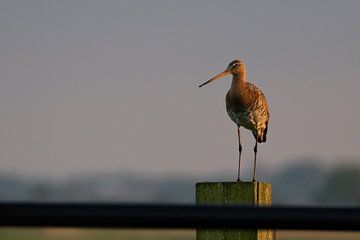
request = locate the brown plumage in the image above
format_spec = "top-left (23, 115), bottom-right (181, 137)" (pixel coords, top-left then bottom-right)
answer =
top-left (199, 60), bottom-right (269, 182)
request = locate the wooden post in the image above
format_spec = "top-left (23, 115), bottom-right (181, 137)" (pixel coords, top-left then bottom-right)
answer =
top-left (196, 182), bottom-right (273, 240)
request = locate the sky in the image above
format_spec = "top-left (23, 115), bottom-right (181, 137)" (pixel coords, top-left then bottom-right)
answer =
top-left (0, 1), bottom-right (359, 179)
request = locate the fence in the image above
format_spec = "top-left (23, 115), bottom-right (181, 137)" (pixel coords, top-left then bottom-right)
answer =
top-left (1, 203), bottom-right (360, 231)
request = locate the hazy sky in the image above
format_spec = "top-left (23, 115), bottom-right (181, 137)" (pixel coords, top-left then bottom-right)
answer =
top-left (0, 1), bottom-right (359, 179)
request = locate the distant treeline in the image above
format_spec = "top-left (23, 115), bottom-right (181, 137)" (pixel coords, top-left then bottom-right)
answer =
top-left (1, 160), bottom-right (360, 205)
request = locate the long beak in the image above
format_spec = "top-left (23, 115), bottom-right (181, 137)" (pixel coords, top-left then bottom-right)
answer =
top-left (198, 70), bottom-right (230, 88)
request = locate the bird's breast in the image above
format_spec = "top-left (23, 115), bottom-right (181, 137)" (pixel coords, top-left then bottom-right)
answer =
top-left (226, 90), bottom-right (257, 130)
top-left (226, 106), bottom-right (256, 130)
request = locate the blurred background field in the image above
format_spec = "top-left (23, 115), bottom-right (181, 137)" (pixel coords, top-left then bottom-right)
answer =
top-left (1, 229), bottom-right (360, 240)
top-left (1, 0), bottom-right (360, 207)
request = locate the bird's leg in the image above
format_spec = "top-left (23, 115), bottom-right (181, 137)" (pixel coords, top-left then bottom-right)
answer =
top-left (252, 140), bottom-right (258, 182)
top-left (237, 127), bottom-right (242, 182)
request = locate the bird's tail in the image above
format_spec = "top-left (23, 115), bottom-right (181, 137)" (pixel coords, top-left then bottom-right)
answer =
top-left (254, 121), bottom-right (268, 143)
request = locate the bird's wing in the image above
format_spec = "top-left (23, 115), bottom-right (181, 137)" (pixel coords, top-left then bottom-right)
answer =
top-left (246, 82), bottom-right (270, 122)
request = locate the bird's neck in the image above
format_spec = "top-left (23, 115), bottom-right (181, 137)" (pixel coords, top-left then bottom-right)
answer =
top-left (231, 73), bottom-right (247, 89)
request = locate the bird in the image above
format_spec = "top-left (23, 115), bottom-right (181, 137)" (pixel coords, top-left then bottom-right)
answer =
top-left (199, 60), bottom-right (269, 182)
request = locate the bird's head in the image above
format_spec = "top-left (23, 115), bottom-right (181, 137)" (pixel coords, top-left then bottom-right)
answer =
top-left (199, 59), bottom-right (246, 88)
top-left (226, 59), bottom-right (246, 75)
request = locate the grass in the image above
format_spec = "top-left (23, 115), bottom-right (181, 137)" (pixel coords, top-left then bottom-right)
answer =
top-left (0, 228), bottom-right (195, 240)
top-left (1, 228), bottom-right (360, 240)
top-left (278, 231), bottom-right (360, 240)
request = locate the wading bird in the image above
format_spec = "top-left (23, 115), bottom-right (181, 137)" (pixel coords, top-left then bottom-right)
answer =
top-left (199, 60), bottom-right (269, 182)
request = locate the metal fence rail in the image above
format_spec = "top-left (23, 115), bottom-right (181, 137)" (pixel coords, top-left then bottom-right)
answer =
top-left (1, 203), bottom-right (360, 231)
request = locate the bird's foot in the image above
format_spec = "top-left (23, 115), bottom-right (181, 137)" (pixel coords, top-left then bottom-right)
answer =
top-left (236, 178), bottom-right (243, 182)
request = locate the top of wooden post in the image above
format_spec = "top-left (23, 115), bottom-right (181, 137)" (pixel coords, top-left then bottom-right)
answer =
top-left (196, 181), bottom-right (272, 206)
top-left (196, 182), bottom-right (273, 240)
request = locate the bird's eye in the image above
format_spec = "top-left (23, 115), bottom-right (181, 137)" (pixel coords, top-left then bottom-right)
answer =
top-left (233, 64), bottom-right (238, 68)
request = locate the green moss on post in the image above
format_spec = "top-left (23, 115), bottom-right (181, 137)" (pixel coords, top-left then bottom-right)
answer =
top-left (196, 182), bottom-right (273, 240)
